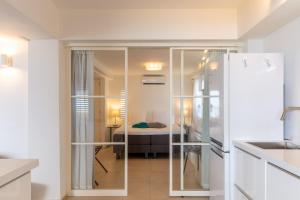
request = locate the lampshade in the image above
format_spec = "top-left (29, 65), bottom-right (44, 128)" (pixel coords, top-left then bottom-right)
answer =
top-left (110, 105), bottom-right (120, 125)
top-left (112, 108), bottom-right (119, 115)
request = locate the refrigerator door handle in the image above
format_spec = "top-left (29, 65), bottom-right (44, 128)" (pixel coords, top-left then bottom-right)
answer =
top-left (211, 147), bottom-right (224, 159)
top-left (210, 137), bottom-right (223, 148)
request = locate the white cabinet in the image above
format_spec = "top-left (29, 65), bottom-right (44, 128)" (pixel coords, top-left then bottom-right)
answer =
top-left (0, 172), bottom-right (31, 200)
top-left (233, 144), bottom-right (300, 200)
top-left (228, 54), bottom-right (284, 143)
top-left (0, 160), bottom-right (38, 200)
top-left (234, 147), bottom-right (265, 200)
top-left (266, 163), bottom-right (300, 200)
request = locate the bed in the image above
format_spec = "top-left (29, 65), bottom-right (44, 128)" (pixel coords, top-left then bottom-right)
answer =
top-left (113, 125), bottom-right (184, 158)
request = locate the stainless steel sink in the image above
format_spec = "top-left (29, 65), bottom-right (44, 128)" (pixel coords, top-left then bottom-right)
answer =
top-left (247, 141), bottom-right (300, 149)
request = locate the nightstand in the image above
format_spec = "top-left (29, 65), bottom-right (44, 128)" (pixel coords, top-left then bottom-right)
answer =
top-left (107, 124), bottom-right (121, 142)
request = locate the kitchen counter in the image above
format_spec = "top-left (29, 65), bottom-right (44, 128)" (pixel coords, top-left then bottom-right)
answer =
top-left (0, 159), bottom-right (38, 200)
top-left (234, 140), bottom-right (300, 177)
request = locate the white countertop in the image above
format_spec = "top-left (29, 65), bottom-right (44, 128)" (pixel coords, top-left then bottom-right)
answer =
top-left (0, 159), bottom-right (39, 187)
top-left (234, 141), bottom-right (300, 177)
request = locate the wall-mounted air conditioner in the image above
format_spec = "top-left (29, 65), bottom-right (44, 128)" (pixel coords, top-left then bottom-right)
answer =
top-left (142, 74), bottom-right (166, 85)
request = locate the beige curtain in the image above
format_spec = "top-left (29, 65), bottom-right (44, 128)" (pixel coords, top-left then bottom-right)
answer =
top-left (71, 50), bottom-right (94, 190)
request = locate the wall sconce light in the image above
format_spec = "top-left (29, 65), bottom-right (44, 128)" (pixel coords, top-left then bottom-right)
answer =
top-left (0, 54), bottom-right (13, 67)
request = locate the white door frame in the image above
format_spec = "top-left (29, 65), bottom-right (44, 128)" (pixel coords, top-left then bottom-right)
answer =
top-left (66, 43), bottom-right (239, 197)
top-left (68, 47), bottom-right (128, 197)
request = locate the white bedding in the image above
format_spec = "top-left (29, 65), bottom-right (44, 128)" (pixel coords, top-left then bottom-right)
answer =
top-left (114, 125), bottom-right (181, 136)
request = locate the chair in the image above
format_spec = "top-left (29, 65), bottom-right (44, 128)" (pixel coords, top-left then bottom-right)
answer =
top-left (184, 145), bottom-right (201, 172)
top-left (183, 125), bottom-right (202, 173)
top-left (94, 145), bottom-right (108, 186)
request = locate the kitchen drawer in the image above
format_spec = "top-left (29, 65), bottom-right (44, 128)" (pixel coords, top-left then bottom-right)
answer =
top-left (234, 147), bottom-right (265, 200)
top-left (234, 185), bottom-right (249, 200)
top-left (266, 163), bottom-right (300, 200)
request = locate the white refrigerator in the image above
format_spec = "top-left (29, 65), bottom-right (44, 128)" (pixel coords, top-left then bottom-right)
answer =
top-left (209, 53), bottom-right (284, 200)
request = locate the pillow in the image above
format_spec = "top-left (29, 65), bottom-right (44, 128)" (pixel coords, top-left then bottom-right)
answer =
top-left (132, 122), bottom-right (149, 128)
top-left (147, 122), bottom-right (167, 128)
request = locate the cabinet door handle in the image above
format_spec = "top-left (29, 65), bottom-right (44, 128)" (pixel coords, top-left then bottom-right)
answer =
top-left (235, 146), bottom-right (261, 159)
top-left (268, 162), bottom-right (300, 179)
top-left (210, 147), bottom-right (224, 159)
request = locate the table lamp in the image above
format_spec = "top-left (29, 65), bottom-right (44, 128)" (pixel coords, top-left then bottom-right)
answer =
top-left (111, 107), bottom-right (120, 126)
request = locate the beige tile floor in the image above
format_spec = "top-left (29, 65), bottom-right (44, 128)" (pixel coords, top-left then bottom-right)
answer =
top-left (65, 147), bottom-right (208, 200)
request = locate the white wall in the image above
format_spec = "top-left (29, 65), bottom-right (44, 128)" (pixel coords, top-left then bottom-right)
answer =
top-left (0, 36), bottom-right (28, 158)
top-left (28, 40), bottom-right (62, 200)
top-left (108, 74), bottom-right (169, 124)
top-left (243, 39), bottom-right (264, 53)
top-left (61, 9), bottom-right (237, 40)
top-left (237, 0), bottom-right (287, 37)
top-left (0, 36), bottom-right (66, 200)
top-left (128, 75), bottom-right (170, 124)
top-left (263, 15), bottom-right (300, 143)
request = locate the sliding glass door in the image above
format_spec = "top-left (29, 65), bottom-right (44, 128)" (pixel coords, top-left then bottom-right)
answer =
top-left (70, 48), bottom-right (128, 196)
top-left (169, 48), bottom-right (226, 196)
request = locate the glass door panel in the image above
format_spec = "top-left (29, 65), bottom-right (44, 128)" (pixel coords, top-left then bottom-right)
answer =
top-left (71, 50), bottom-right (125, 97)
top-left (72, 145), bottom-right (125, 190)
top-left (72, 97), bottom-right (126, 143)
top-left (172, 50), bottom-right (182, 96)
top-left (70, 48), bottom-right (128, 196)
top-left (170, 48), bottom-right (226, 197)
top-left (171, 98), bottom-right (182, 143)
top-left (209, 96), bottom-right (224, 147)
top-left (172, 97), bottom-right (206, 143)
top-left (206, 49), bottom-right (226, 99)
top-left (182, 50), bottom-right (205, 97)
top-left (171, 145), bottom-right (181, 190)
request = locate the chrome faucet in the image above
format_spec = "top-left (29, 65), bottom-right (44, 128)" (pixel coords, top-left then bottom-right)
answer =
top-left (280, 107), bottom-right (300, 121)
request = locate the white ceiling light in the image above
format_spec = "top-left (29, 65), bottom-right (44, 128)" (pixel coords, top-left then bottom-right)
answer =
top-left (145, 62), bottom-right (163, 71)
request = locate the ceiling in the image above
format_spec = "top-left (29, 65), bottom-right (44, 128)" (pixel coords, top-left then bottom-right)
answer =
top-left (52, 0), bottom-right (241, 10)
